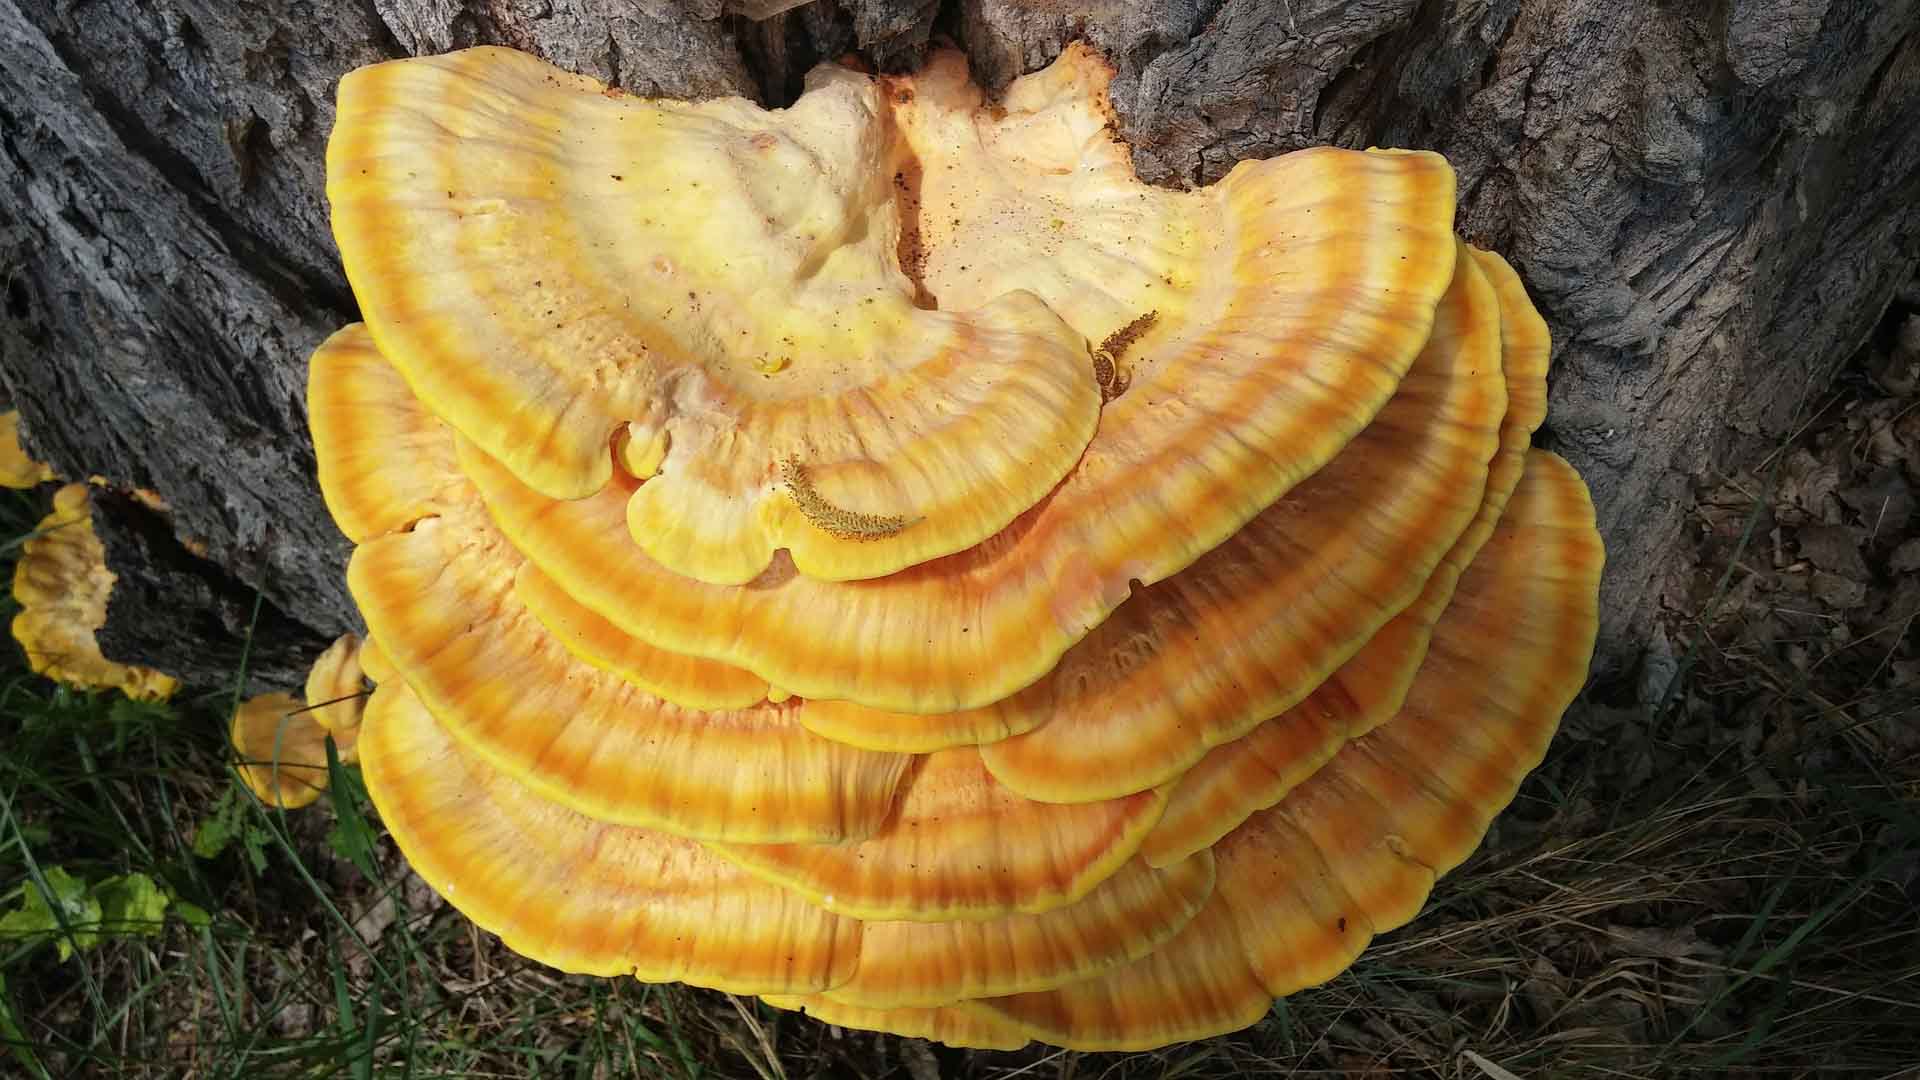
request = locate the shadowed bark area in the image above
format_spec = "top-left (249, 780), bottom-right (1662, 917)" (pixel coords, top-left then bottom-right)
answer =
top-left (1, 0), bottom-right (1915, 690)
top-left (88, 489), bottom-right (332, 691)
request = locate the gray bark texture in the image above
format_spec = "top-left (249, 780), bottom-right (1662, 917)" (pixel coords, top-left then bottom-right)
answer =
top-left (1, 0), bottom-right (1916, 691)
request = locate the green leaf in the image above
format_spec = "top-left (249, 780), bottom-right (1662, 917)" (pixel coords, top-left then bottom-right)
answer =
top-left (192, 787), bottom-right (245, 860)
top-left (92, 873), bottom-right (169, 938)
top-left (0, 907), bottom-right (51, 941)
top-left (326, 746), bottom-right (378, 879)
top-left (170, 900), bottom-right (212, 929)
top-left (194, 785), bottom-right (272, 873)
top-left (189, 815), bottom-right (234, 860)
top-left (239, 818), bottom-right (271, 875)
top-left (0, 866), bottom-right (103, 960)
top-left (38, 866), bottom-right (87, 918)
top-left (0, 870), bottom-right (178, 956)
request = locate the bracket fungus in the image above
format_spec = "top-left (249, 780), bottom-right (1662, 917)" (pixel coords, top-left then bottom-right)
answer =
top-left (312, 42), bottom-right (1604, 1053)
top-left (329, 47), bottom-right (1101, 587)
top-left (11, 483), bottom-right (178, 701)
top-left (0, 411), bottom-right (54, 490)
top-left (229, 692), bottom-right (331, 810)
top-left (228, 634), bottom-right (369, 810)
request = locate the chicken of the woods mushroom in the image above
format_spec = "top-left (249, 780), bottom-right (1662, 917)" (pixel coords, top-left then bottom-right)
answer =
top-left (306, 42), bottom-right (1603, 1051)
top-left (6, 415), bottom-right (179, 702)
top-left (228, 634), bottom-right (369, 810)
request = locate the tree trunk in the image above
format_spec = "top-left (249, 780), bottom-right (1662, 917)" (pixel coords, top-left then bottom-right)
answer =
top-left (2, 0), bottom-right (1915, 691)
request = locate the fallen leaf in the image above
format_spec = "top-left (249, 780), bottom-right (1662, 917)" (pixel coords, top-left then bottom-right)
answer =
top-left (1794, 523), bottom-right (1868, 576)
top-left (1602, 924), bottom-right (1720, 961)
top-left (1811, 570), bottom-right (1868, 609)
top-left (1841, 468), bottom-right (1914, 538)
top-left (1778, 448), bottom-right (1843, 525)
top-left (1891, 538), bottom-right (1920, 574)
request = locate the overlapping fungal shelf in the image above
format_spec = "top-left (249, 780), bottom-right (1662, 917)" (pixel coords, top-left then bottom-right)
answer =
top-left (10, 480), bottom-right (180, 703)
top-left (311, 43), bottom-right (1604, 1051)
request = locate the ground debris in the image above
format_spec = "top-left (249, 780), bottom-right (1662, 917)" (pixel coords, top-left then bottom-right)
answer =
top-left (1673, 313), bottom-right (1920, 753)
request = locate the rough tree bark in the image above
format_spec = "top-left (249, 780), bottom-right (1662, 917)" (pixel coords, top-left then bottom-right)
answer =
top-left (1, 0), bottom-right (1915, 691)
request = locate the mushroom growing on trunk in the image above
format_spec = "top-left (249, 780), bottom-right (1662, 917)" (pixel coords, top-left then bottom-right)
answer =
top-left (305, 42), bottom-right (1603, 1051)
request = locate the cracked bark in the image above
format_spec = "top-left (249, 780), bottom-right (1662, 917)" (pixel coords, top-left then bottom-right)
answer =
top-left (1, 0), bottom-right (1915, 691)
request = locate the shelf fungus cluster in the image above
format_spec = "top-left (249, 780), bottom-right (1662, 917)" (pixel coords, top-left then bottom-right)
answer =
top-left (311, 44), bottom-right (1604, 1050)
top-left (4, 413), bottom-right (179, 702)
top-left (228, 634), bottom-right (369, 810)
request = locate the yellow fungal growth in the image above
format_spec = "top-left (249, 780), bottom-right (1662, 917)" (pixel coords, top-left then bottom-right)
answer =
top-left (230, 691), bottom-right (333, 810)
top-left (10, 484), bottom-right (178, 701)
top-left (303, 633), bottom-right (368, 763)
top-left (358, 637), bottom-right (398, 686)
top-left (0, 411), bottom-right (53, 489)
top-left (328, 47), bottom-right (1102, 585)
top-left (306, 39), bottom-right (1605, 1057)
top-left (614, 425), bottom-right (671, 481)
top-left (761, 996), bottom-right (1032, 1051)
top-left (778, 457), bottom-right (921, 541)
top-left (227, 636), bottom-right (378, 809)
top-left (445, 90), bottom-right (1461, 715)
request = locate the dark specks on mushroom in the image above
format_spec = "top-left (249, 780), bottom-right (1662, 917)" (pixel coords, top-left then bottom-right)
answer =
top-left (780, 458), bottom-right (921, 541)
top-left (1092, 311), bottom-right (1157, 403)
